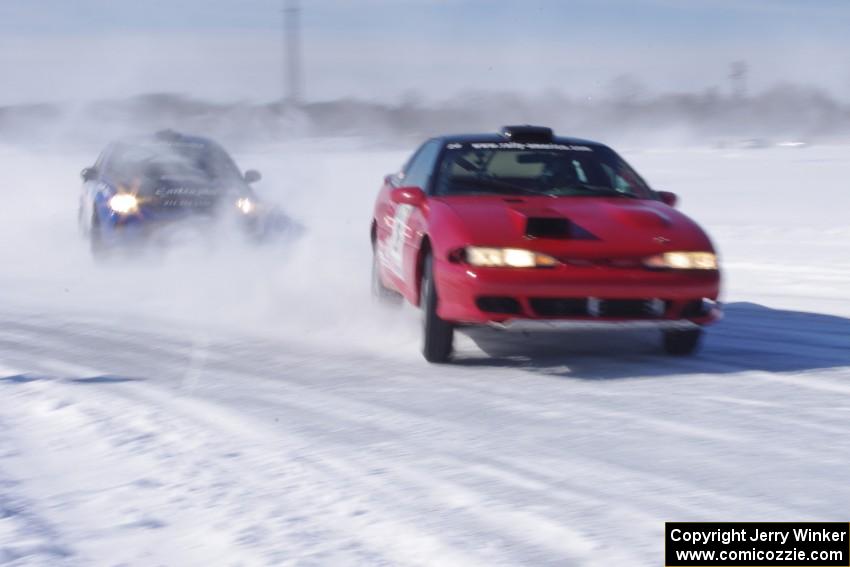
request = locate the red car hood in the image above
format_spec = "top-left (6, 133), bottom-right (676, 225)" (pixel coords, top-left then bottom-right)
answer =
top-left (435, 195), bottom-right (714, 258)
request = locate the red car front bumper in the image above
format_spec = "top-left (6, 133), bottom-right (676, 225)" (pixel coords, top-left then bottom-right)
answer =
top-left (434, 259), bottom-right (721, 325)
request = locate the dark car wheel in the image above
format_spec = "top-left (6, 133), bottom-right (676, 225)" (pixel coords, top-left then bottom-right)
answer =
top-left (78, 203), bottom-right (87, 236)
top-left (371, 250), bottom-right (403, 305)
top-left (662, 328), bottom-right (702, 355)
top-left (90, 209), bottom-right (109, 260)
top-left (421, 253), bottom-right (454, 363)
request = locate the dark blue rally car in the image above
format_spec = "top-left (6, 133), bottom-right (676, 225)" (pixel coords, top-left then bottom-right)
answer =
top-left (78, 130), bottom-right (296, 256)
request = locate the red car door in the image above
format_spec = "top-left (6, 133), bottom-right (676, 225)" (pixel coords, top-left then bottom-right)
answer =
top-left (375, 140), bottom-right (442, 301)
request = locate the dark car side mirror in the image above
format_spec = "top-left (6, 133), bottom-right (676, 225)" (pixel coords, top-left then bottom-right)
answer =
top-left (657, 191), bottom-right (678, 207)
top-left (81, 167), bottom-right (98, 182)
top-left (244, 170), bottom-right (262, 184)
top-left (391, 186), bottom-right (426, 207)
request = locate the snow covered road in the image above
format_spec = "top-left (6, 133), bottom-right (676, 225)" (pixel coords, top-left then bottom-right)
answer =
top-left (1, 142), bottom-right (849, 565)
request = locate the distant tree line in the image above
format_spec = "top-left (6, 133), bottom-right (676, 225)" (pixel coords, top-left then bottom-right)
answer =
top-left (1, 83), bottom-right (848, 148)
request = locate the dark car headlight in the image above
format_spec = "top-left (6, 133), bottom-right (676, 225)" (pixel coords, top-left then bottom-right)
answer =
top-left (108, 194), bottom-right (139, 214)
top-left (236, 197), bottom-right (255, 214)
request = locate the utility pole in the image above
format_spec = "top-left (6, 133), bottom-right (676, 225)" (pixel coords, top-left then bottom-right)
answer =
top-left (284, 0), bottom-right (302, 106)
top-left (729, 60), bottom-right (748, 101)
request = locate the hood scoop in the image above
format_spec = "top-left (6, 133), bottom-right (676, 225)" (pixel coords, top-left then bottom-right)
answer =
top-left (507, 204), bottom-right (597, 240)
top-left (526, 217), bottom-right (571, 239)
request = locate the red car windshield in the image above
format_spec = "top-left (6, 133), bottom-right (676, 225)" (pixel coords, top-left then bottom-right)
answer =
top-left (434, 142), bottom-right (652, 199)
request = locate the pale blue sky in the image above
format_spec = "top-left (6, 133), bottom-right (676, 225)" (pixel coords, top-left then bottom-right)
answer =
top-left (0, 0), bottom-right (848, 104)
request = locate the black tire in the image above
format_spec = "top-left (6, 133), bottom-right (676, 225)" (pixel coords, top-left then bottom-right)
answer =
top-left (77, 202), bottom-right (86, 236)
top-left (89, 208), bottom-right (109, 260)
top-left (663, 328), bottom-right (702, 355)
top-left (421, 253), bottom-right (454, 363)
top-left (371, 250), bottom-right (403, 305)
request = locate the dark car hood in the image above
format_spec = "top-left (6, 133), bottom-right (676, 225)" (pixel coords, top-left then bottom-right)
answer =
top-left (141, 176), bottom-right (227, 212)
top-left (139, 176), bottom-right (245, 215)
top-left (436, 195), bottom-right (713, 257)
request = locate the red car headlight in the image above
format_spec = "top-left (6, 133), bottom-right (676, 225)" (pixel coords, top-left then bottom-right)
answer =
top-left (464, 246), bottom-right (559, 268)
top-left (644, 252), bottom-right (718, 270)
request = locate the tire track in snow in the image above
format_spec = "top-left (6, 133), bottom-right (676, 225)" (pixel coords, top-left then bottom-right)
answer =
top-left (2, 312), bottom-right (850, 565)
top-left (0, 373), bottom-right (77, 567)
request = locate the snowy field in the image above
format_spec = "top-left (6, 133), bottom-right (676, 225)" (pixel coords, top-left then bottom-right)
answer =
top-left (1, 140), bottom-right (849, 566)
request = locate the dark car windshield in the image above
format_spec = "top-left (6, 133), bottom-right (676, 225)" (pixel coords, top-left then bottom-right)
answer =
top-left (434, 142), bottom-right (652, 198)
top-left (105, 140), bottom-right (245, 193)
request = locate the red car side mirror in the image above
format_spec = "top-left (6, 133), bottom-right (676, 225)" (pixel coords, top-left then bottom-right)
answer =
top-left (391, 186), bottom-right (426, 207)
top-left (657, 191), bottom-right (678, 207)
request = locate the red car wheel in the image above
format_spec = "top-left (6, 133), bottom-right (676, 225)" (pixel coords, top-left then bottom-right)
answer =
top-left (421, 253), bottom-right (454, 362)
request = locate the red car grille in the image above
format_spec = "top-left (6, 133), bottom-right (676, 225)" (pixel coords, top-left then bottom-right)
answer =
top-left (529, 297), bottom-right (669, 318)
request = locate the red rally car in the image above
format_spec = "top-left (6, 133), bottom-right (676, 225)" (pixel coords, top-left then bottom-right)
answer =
top-left (370, 126), bottom-right (721, 362)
